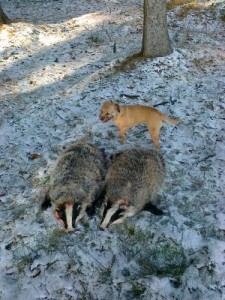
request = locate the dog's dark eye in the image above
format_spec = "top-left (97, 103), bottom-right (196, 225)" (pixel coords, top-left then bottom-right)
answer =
top-left (106, 112), bottom-right (110, 115)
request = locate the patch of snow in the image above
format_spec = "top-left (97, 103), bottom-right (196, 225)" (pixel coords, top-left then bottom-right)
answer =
top-left (0, 0), bottom-right (224, 299)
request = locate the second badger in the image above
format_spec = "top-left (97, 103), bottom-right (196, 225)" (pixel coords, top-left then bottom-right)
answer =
top-left (100, 148), bottom-right (165, 229)
top-left (42, 141), bottom-right (106, 231)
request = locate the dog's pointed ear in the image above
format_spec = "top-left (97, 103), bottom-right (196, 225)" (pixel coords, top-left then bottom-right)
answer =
top-left (115, 103), bottom-right (120, 113)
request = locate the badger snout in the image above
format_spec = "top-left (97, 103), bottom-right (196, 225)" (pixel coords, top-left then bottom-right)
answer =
top-left (64, 203), bottom-right (74, 231)
top-left (66, 227), bottom-right (75, 232)
top-left (99, 203), bottom-right (126, 229)
top-left (99, 223), bottom-right (107, 230)
top-left (54, 202), bottom-right (82, 232)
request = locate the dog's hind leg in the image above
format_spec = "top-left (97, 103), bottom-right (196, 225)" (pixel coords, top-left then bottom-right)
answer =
top-left (147, 123), bottom-right (162, 150)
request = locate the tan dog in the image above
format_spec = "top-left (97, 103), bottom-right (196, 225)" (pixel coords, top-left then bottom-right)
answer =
top-left (99, 101), bottom-right (180, 149)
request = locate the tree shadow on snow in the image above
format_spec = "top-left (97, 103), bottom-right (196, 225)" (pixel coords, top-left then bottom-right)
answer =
top-left (0, 7), bottom-right (142, 101)
top-left (2, 0), bottom-right (140, 25)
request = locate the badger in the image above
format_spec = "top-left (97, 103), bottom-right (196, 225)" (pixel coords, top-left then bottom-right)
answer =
top-left (100, 148), bottom-right (165, 229)
top-left (42, 141), bottom-right (106, 231)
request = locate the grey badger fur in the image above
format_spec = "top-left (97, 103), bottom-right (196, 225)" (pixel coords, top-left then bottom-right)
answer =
top-left (42, 141), bottom-right (106, 231)
top-left (100, 148), bottom-right (165, 229)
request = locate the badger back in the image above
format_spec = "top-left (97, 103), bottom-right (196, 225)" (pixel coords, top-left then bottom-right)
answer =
top-left (47, 142), bottom-right (106, 231)
top-left (105, 148), bottom-right (165, 208)
top-left (100, 148), bottom-right (165, 229)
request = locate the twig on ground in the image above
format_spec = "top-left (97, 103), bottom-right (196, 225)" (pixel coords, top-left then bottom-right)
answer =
top-left (153, 101), bottom-right (169, 107)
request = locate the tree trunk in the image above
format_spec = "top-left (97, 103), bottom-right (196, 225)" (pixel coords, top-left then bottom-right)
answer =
top-left (142, 0), bottom-right (172, 58)
top-left (0, 6), bottom-right (11, 25)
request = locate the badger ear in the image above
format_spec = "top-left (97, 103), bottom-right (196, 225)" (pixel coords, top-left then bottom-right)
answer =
top-left (117, 198), bottom-right (129, 208)
top-left (115, 103), bottom-right (120, 113)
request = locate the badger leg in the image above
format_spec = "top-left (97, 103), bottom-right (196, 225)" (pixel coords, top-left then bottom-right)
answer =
top-left (86, 205), bottom-right (95, 217)
top-left (75, 202), bottom-right (88, 225)
top-left (142, 202), bottom-right (164, 215)
top-left (41, 193), bottom-right (52, 210)
top-left (86, 187), bottom-right (106, 216)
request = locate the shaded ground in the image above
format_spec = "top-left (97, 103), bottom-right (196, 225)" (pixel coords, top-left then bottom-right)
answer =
top-left (0, 0), bottom-right (225, 299)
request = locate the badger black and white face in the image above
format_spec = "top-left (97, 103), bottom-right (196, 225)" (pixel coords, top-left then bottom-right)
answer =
top-left (100, 199), bottom-right (136, 229)
top-left (100, 203), bottom-right (125, 229)
top-left (53, 202), bottom-right (87, 232)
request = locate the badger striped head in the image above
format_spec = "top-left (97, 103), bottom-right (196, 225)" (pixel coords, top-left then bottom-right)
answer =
top-left (53, 202), bottom-right (87, 232)
top-left (99, 199), bottom-right (129, 230)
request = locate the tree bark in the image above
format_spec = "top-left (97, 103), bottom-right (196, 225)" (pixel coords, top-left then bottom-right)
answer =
top-left (142, 0), bottom-right (172, 58)
top-left (0, 6), bottom-right (11, 25)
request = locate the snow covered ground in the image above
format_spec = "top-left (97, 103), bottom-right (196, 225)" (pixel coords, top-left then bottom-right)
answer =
top-left (0, 0), bottom-right (225, 299)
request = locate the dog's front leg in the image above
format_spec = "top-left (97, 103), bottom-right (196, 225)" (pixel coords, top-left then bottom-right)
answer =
top-left (119, 135), bottom-right (126, 144)
top-left (118, 127), bottom-right (128, 144)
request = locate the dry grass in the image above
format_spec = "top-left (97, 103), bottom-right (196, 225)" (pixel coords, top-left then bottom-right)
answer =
top-left (166, 0), bottom-right (197, 10)
top-left (167, 0), bottom-right (212, 18)
top-left (178, 3), bottom-right (210, 18)
top-left (113, 52), bottom-right (144, 73)
top-left (167, 0), bottom-right (225, 22)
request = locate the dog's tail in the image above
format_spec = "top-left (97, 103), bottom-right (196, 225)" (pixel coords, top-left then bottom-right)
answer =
top-left (160, 113), bottom-right (181, 125)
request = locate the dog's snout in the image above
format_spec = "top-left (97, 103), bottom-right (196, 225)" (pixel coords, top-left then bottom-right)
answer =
top-left (99, 115), bottom-right (106, 122)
